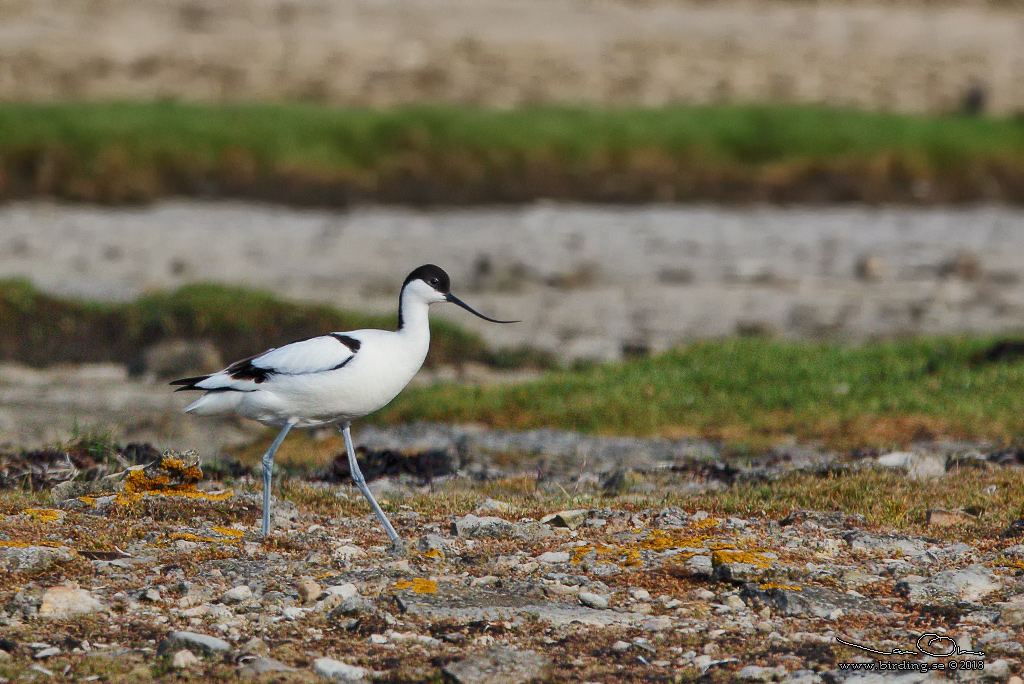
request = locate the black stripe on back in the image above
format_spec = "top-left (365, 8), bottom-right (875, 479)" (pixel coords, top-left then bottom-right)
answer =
top-left (226, 356), bottom-right (275, 383)
top-left (329, 333), bottom-right (361, 352)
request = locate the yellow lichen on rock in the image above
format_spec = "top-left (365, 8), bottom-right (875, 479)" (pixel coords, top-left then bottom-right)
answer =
top-left (711, 549), bottom-right (773, 568)
top-left (394, 578), bottom-right (439, 593)
top-left (211, 526), bottom-right (244, 539)
top-left (23, 509), bottom-right (63, 523)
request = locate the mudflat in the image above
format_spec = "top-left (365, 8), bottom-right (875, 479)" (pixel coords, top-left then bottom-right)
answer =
top-left (1, 0), bottom-right (1022, 113)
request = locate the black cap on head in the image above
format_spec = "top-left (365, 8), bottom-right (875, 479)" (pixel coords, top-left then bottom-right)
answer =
top-left (404, 264), bottom-right (451, 294)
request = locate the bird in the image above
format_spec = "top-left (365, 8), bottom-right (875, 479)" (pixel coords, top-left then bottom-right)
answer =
top-left (170, 264), bottom-right (517, 553)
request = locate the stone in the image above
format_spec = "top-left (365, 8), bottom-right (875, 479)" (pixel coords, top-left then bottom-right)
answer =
top-left (325, 583), bottom-right (359, 599)
top-left (741, 584), bottom-right (886, 619)
top-left (474, 498), bottom-right (512, 514)
top-left (451, 514), bottom-right (515, 539)
top-left (895, 565), bottom-right (1001, 605)
top-left (442, 646), bottom-right (552, 684)
top-left (160, 631), bottom-right (232, 656)
top-left (298, 578), bottom-right (322, 605)
top-left (313, 657), bottom-right (369, 683)
top-left (238, 656), bottom-right (298, 679)
top-left (39, 586), bottom-right (105, 618)
top-left (654, 506), bottom-right (688, 527)
top-left (629, 588), bottom-right (651, 601)
top-left (685, 555), bottom-right (713, 576)
top-left (221, 585), bottom-right (253, 604)
top-left (578, 592), bottom-right (608, 609)
top-left (875, 452), bottom-right (945, 480)
top-left (738, 665), bottom-right (787, 681)
top-left (33, 647), bottom-right (59, 659)
top-left (331, 545), bottom-right (367, 561)
top-left (540, 510), bottom-right (587, 530)
top-left (328, 596), bottom-right (373, 618)
top-left (0, 544), bottom-right (75, 572)
top-left (997, 600), bottom-right (1024, 626)
top-left (239, 637), bottom-right (269, 656)
top-left (926, 508), bottom-right (976, 527)
top-left (417, 534), bottom-right (450, 555)
top-left (537, 551), bottom-right (570, 564)
top-left (171, 649), bottom-right (201, 669)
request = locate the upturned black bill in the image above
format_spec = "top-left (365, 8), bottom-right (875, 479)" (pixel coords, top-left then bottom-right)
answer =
top-left (446, 293), bottom-right (519, 323)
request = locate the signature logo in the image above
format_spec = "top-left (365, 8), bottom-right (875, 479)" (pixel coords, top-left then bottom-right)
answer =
top-left (837, 634), bottom-right (985, 659)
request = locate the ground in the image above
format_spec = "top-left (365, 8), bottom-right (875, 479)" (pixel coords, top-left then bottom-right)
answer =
top-left (1, 442), bottom-right (1022, 683)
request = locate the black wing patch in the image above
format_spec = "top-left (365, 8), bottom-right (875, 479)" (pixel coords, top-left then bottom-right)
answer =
top-left (329, 333), bottom-right (362, 352)
top-left (226, 355), bottom-right (275, 383)
top-left (170, 374), bottom-right (211, 392)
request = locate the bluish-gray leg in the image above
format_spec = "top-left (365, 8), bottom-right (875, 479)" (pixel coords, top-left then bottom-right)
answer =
top-left (261, 419), bottom-right (297, 537)
top-left (341, 422), bottom-right (405, 555)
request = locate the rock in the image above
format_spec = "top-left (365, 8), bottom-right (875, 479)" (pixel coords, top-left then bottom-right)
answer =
top-left (239, 637), bottom-right (269, 656)
top-left (855, 253), bottom-right (885, 281)
top-left (239, 656), bottom-right (298, 679)
top-left (159, 631), bottom-right (232, 656)
top-left (33, 647), bottom-right (59, 659)
top-left (578, 592), bottom-right (608, 609)
top-left (654, 506), bottom-right (689, 527)
top-left (451, 514), bottom-right (515, 539)
top-left (442, 646), bottom-right (552, 684)
top-left (328, 596), bottom-right (373, 619)
top-left (0, 544), bottom-right (75, 572)
top-left (39, 586), bottom-right (105, 618)
top-left (612, 640), bottom-right (630, 651)
top-left (629, 588), bottom-right (651, 601)
top-left (332, 545), bottom-right (368, 561)
top-left (298, 578), bottom-right (322, 605)
top-left (998, 600), bottom-right (1024, 626)
top-left (536, 551), bottom-right (570, 564)
top-left (685, 555), bottom-right (713, 576)
top-left (474, 498), bottom-right (512, 514)
top-left (741, 584), bottom-right (886, 619)
top-left (875, 452), bottom-right (945, 480)
top-left (738, 665), bottom-right (787, 681)
top-left (171, 649), bottom-right (201, 669)
top-left (313, 657), bottom-right (369, 683)
top-left (417, 534), bottom-right (450, 555)
top-left (926, 508), bottom-right (976, 527)
top-left (540, 510), bottom-right (587, 530)
top-left (324, 583), bottom-right (359, 599)
top-left (221, 585), bottom-right (253, 604)
top-left (51, 450), bottom-right (208, 503)
top-left (895, 565), bottom-right (1001, 605)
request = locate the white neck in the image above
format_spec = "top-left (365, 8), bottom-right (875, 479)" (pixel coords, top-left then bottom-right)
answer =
top-left (398, 290), bottom-right (431, 336)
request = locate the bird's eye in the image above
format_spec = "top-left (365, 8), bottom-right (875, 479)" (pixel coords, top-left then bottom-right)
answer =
top-left (430, 278), bottom-right (439, 285)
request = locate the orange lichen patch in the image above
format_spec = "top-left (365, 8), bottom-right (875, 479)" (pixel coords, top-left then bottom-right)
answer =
top-left (999, 559), bottom-right (1024, 570)
top-left (77, 496), bottom-right (97, 507)
top-left (394, 578), bottom-right (438, 594)
top-left (23, 508), bottom-right (63, 523)
top-left (210, 526), bottom-right (244, 539)
top-left (692, 517), bottom-right (720, 530)
top-left (416, 548), bottom-right (445, 561)
top-left (0, 540), bottom-right (74, 551)
top-left (640, 530), bottom-right (708, 551)
top-left (711, 549), bottom-right (774, 568)
top-left (759, 583), bottom-right (802, 591)
top-left (116, 460), bottom-right (233, 504)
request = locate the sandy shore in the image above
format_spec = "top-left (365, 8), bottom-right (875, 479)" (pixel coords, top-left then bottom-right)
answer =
top-left (1, 0), bottom-right (1023, 113)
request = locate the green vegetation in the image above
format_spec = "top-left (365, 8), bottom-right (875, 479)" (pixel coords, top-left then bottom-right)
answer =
top-left (376, 337), bottom-right (1024, 449)
top-left (0, 279), bottom-right (546, 371)
top-left (2, 102), bottom-right (1024, 204)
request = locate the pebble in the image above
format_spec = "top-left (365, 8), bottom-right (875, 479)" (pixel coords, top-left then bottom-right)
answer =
top-left (452, 514), bottom-right (515, 539)
top-left (540, 509), bottom-right (587, 530)
top-left (629, 588), bottom-right (651, 601)
top-left (537, 551), bottom-right (571, 564)
top-left (313, 657), bottom-right (370, 683)
top-left (221, 585), bottom-right (253, 604)
top-left (39, 586), bottom-right (105, 619)
top-left (442, 646), bottom-right (552, 684)
top-left (578, 592), bottom-right (608, 609)
top-left (171, 649), bottom-right (201, 669)
top-left (33, 647), bottom-right (59, 659)
top-left (298, 577), bottom-right (322, 604)
top-left (332, 545), bottom-right (368, 561)
top-left (238, 656), bottom-right (298, 678)
top-left (895, 564), bottom-right (1001, 605)
top-left (161, 631), bottom-right (232, 655)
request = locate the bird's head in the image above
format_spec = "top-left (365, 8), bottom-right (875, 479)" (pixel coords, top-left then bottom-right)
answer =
top-left (403, 264), bottom-right (518, 323)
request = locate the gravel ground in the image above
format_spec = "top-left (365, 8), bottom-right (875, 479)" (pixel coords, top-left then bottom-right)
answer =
top-left (2, 0), bottom-right (1023, 113)
top-left (0, 449), bottom-right (1022, 683)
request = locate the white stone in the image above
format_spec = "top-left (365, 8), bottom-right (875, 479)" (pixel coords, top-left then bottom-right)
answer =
top-left (325, 583), bottom-right (359, 599)
top-left (171, 649), bottom-right (201, 669)
top-left (332, 545), bottom-right (367, 561)
top-left (39, 586), bottom-right (105, 619)
top-left (313, 657), bottom-right (369, 682)
top-left (578, 592), bottom-right (609, 609)
top-left (537, 551), bottom-right (571, 564)
top-left (220, 585), bottom-right (253, 603)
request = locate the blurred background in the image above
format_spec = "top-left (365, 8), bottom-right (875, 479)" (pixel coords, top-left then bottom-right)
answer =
top-left (2, 0), bottom-right (1024, 454)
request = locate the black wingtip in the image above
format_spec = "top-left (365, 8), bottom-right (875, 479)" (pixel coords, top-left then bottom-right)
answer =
top-left (170, 375), bottom-right (209, 390)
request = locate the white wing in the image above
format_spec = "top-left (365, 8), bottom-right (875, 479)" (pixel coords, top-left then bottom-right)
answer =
top-left (187, 333), bottom-right (360, 392)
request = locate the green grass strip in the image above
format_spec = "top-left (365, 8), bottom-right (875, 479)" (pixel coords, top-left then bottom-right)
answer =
top-left (376, 337), bottom-right (1024, 449)
top-left (2, 102), bottom-right (1024, 203)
